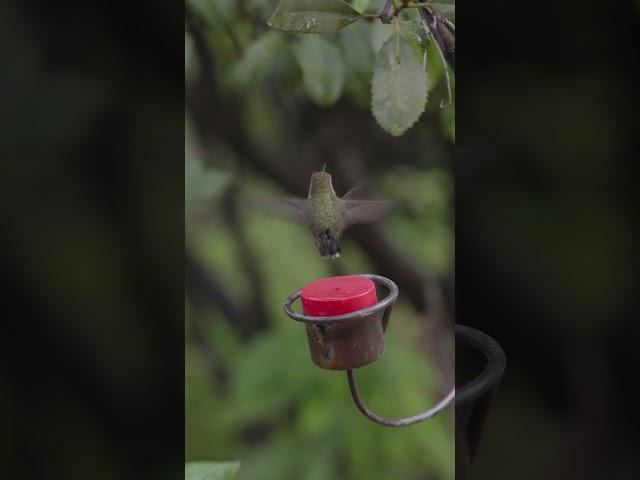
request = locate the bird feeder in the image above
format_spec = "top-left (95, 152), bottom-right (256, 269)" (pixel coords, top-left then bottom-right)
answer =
top-left (283, 274), bottom-right (455, 426)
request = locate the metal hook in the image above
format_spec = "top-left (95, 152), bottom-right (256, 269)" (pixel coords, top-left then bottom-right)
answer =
top-left (347, 370), bottom-right (455, 427)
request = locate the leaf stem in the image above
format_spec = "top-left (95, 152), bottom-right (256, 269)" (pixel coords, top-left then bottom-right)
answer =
top-left (379, 0), bottom-right (394, 23)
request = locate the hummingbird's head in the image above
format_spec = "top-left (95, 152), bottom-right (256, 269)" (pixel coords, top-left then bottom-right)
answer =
top-left (308, 171), bottom-right (334, 196)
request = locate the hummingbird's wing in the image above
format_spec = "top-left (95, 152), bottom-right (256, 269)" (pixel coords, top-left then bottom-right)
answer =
top-left (254, 196), bottom-right (309, 225)
top-left (343, 199), bottom-right (394, 227)
top-left (342, 179), bottom-right (368, 199)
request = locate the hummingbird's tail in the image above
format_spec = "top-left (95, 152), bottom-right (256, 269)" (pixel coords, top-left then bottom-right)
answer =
top-left (315, 229), bottom-right (341, 259)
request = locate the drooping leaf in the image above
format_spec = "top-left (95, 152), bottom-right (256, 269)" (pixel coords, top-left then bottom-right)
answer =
top-left (425, 37), bottom-right (444, 92)
top-left (267, 0), bottom-right (361, 33)
top-left (233, 31), bottom-right (285, 86)
top-left (371, 33), bottom-right (428, 136)
top-left (401, 20), bottom-right (430, 57)
top-left (185, 462), bottom-right (240, 480)
top-left (294, 36), bottom-right (344, 106)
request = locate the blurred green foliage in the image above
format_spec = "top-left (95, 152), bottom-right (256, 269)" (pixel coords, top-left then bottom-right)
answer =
top-left (186, 462), bottom-right (240, 480)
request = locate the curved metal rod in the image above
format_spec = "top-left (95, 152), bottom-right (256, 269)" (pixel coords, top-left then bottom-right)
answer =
top-left (455, 324), bottom-right (506, 407)
top-left (283, 274), bottom-right (398, 325)
top-left (346, 369), bottom-right (455, 427)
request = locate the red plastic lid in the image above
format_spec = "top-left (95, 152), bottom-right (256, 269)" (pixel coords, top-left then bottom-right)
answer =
top-left (301, 275), bottom-right (378, 317)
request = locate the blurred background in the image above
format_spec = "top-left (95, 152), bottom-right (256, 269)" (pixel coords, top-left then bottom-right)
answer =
top-left (457, 0), bottom-right (640, 478)
top-left (1, 1), bottom-right (183, 479)
top-left (185, 0), bottom-right (456, 478)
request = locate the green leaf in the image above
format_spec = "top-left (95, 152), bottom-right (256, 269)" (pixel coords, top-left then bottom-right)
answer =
top-left (185, 462), bottom-right (240, 480)
top-left (351, 0), bottom-right (370, 14)
top-left (425, 38), bottom-right (444, 93)
top-left (401, 20), bottom-right (429, 55)
top-left (371, 33), bottom-right (428, 136)
top-left (294, 36), bottom-right (344, 106)
top-left (267, 0), bottom-right (361, 33)
top-left (233, 32), bottom-right (285, 86)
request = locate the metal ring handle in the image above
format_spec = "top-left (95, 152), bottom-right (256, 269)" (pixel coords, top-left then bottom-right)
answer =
top-left (455, 325), bottom-right (506, 407)
top-left (282, 274), bottom-right (399, 324)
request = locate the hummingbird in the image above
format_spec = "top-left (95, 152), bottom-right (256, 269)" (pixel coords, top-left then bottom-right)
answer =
top-left (258, 165), bottom-right (393, 259)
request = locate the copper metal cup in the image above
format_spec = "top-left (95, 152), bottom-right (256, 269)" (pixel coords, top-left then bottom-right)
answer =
top-left (283, 274), bottom-right (398, 370)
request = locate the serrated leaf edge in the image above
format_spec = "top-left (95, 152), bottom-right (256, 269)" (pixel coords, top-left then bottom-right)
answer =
top-left (370, 33), bottom-right (428, 136)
